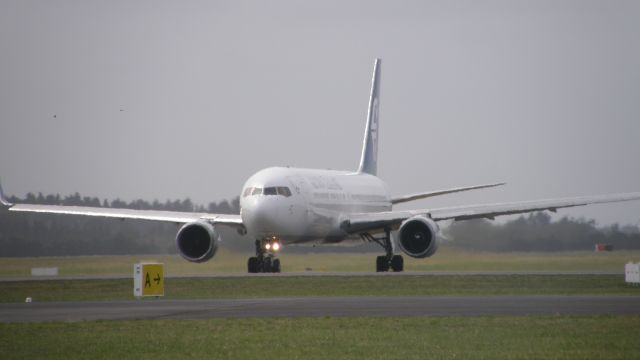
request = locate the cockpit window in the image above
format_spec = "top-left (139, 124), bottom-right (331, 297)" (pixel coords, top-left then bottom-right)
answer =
top-left (244, 186), bottom-right (292, 197)
top-left (277, 187), bottom-right (292, 197)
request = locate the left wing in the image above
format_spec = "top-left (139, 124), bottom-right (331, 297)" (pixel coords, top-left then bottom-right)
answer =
top-left (342, 192), bottom-right (640, 234)
top-left (0, 182), bottom-right (242, 227)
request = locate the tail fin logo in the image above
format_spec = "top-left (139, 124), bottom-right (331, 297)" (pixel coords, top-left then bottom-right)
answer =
top-left (370, 97), bottom-right (379, 161)
top-left (357, 58), bottom-right (381, 175)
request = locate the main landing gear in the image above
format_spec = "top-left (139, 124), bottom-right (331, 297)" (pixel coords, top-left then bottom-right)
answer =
top-left (248, 238), bottom-right (282, 273)
top-left (361, 228), bottom-right (404, 272)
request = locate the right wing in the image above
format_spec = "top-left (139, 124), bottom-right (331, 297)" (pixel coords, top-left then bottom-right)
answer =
top-left (343, 192), bottom-right (640, 234)
top-left (0, 182), bottom-right (242, 228)
top-left (391, 182), bottom-right (505, 205)
top-left (427, 192), bottom-right (640, 221)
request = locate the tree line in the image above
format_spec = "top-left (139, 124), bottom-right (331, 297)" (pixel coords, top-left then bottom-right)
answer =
top-left (9, 192), bottom-right (240, 214)
top-left (1, 192), bottom-right (639, 257)
top-left (445, 212), bottom-right (640, 252)
top-left (0, 192), bottom-right (242, 257)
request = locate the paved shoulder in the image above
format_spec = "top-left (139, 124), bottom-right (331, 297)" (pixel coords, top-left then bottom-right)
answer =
top-left (1, 295), bottom-right (639, 322)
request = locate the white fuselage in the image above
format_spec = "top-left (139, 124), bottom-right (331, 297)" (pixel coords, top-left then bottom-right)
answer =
top-left (239, 167), bottom-right (391, 244)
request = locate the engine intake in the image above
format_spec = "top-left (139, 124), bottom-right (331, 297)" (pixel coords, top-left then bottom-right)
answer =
top-left (397, 216), bottom-right (439, 258)
top-left (176, 221), bottom-right (219, 263)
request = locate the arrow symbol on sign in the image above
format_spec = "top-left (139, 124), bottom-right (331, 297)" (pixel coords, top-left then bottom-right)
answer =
top-left (154, 273), bottom-right (161, 285)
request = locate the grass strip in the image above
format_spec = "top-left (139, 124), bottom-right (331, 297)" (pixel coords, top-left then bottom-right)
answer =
top-left (1, 316), bottom-right (639, 359)
top-left (1, 275), bottom-right (638, 303)
top-left (2, 248), bottom-right (640, 277)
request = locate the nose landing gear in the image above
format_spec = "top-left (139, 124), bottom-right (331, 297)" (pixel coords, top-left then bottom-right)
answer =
top-left (362, 228), bottom-right (404, 272)
top-left (248, 238), bottom-right (282, 273)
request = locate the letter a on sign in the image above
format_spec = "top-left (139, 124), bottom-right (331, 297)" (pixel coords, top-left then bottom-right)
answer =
top-left (143, 264), bottom-right (164, 296)
top-left (133, 263), bottom-right (164, 297)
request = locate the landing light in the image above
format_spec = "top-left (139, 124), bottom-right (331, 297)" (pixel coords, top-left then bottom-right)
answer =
top-left (265, 243), bottom-right (272, 250)
top-left (273, 242), bottom-right (280, 251)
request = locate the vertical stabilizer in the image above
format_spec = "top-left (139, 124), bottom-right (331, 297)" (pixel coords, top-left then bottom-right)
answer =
top-left (357, 58), bottom-right (381, 175)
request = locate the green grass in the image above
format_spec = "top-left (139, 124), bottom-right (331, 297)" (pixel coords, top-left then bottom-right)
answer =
top-left (1, 247), bottom-right (640, 277)
top-left (3, 251), bottom-right (638, 359)
top-left (1, 275), bottom-right (639, 303)
top-left (1, 316), bottom-right (639, 359)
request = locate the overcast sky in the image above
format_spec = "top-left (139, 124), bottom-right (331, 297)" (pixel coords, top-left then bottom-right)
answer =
top-left (1, 0), bottom-right (639, 226)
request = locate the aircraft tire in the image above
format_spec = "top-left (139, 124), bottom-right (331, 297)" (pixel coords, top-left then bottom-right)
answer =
top-left (263, 257), bottom-right (272, 273)
top-left (272, 258), bottom-right (281, 273)
top-left (376, 256), bottom-right (389, 272)
top-left (391, 255), bottom-right (404, 272)
top-left (248, 257), bottom-right (260, 273)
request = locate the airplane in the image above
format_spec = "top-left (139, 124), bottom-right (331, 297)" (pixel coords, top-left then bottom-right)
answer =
top-left (2, 58), bottom-right (640, 273)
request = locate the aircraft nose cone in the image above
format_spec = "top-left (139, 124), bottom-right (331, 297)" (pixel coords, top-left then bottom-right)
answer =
top-left (242, 199), bottom-right (278, 234)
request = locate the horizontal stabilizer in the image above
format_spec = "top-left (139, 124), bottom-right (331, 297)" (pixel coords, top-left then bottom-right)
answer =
top-left (391, 182), bottom-right (506, 205)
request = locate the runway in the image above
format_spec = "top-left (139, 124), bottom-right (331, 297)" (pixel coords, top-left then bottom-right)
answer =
top-left (0, 271), bottom-right (622, 282)
top-left (1, 295), bottom-right (639, 322)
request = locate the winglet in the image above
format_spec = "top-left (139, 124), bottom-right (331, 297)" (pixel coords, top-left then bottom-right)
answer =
top-left (357, 58), bottom-right (381, 175)
top-left (0, 179), bottom-right (13, 207)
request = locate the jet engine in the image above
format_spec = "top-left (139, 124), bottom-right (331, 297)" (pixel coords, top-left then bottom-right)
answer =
top-left (176, 221), bottom-right (219, 263)
top-left (397, 216), bottom-right (439, 258)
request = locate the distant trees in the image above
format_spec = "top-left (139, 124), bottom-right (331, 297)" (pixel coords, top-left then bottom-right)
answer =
top-left (0, 192), bottom-right (241, 257)
top-left (2, 192), bottom-right (640, 257)
top-left (445, 212), bottom-right (640, 252)
top-left (7, 192), bottom-right (240, 214)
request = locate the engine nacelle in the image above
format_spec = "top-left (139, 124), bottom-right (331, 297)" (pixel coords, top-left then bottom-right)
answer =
top-left (397, 216), bottom-right (439, 258)
top-left (176, 221), bottom-right (219, 263)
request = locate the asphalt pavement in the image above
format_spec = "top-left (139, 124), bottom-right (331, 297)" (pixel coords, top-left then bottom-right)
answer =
top-left (1, 295), bottom-right (639, 322)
